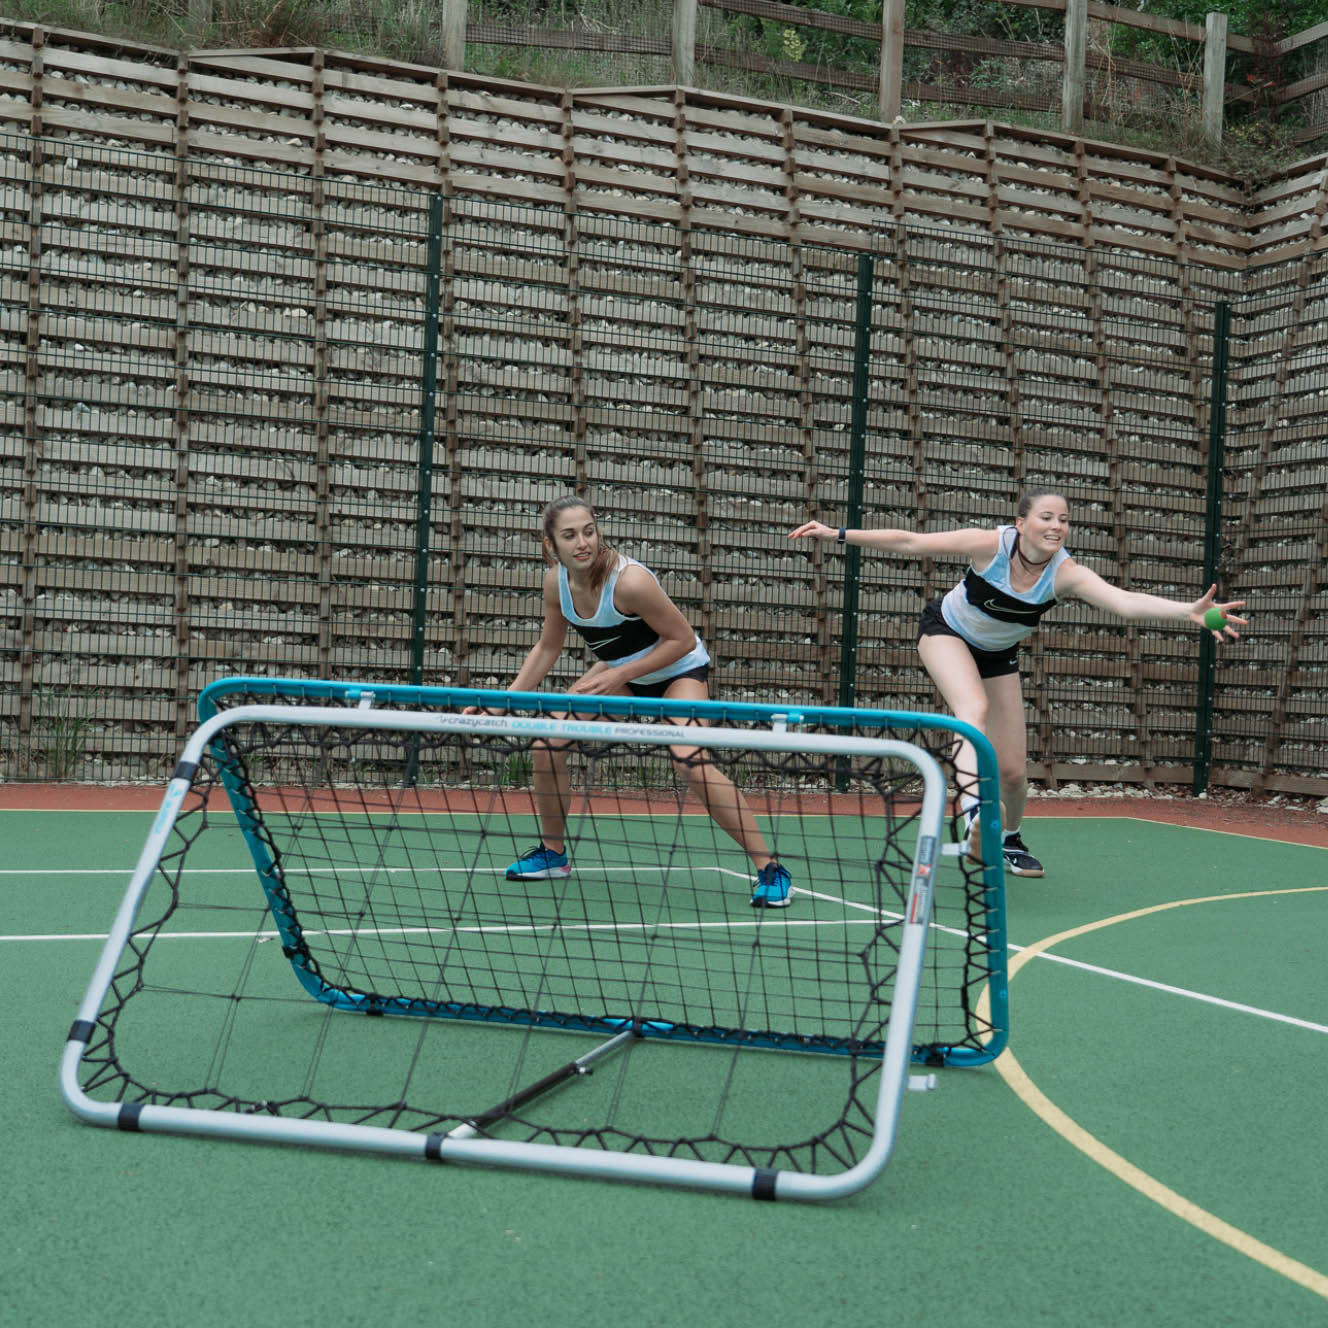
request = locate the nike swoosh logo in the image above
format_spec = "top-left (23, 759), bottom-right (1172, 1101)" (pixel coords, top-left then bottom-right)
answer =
top-left (595, 633), bottom-right (622, 649)
top-left (981, 598), bottom-right (1041, 619)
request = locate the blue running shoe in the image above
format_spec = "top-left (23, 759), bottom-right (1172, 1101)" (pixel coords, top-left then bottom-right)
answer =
top-left (505, 843), bottom-right (570, 881)
top-left (749, 861), bottom-right (792, 909)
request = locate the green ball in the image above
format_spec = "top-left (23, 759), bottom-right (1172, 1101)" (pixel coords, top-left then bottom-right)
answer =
top-left (1203, 607), bottom-right (1228, 630)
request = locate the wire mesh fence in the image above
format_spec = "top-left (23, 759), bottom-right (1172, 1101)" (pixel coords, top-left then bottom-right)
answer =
top-left (1221, 268), bottom-right (1328, 789)
top-left (1, 130), bottom-right (1323, 793)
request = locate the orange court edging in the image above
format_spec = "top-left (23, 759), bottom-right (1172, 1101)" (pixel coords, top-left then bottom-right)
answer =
top-left (2, 784), bottom-right (1326, 848)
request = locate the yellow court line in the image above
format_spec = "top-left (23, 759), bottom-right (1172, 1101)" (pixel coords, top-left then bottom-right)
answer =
top-left (1052, 812), bottom-right (1328, 852)
top-left (987, 887), bottom-right (1328, 1302)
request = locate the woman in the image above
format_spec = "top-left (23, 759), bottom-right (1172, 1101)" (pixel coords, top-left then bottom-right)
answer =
top-left (499, 495), bottom-right (792, 908)
top-left (789, 492), bottom-right (1246, 878)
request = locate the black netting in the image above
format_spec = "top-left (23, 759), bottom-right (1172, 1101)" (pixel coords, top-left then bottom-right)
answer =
top-left (74, 682), bottom-right (1003, 1176)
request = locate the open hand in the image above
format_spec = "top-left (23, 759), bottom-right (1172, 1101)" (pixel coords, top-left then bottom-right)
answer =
top-left (1191, 585), bottom-right (1248, 642)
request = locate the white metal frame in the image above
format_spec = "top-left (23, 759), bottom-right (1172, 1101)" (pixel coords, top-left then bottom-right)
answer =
top-left (61, 703), bottom-right (947, 1202)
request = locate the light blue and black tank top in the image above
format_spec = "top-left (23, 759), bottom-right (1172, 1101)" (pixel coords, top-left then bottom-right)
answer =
top-left (557, 554), bottom-right (710, 685)
top-left (939, 525), bottom-right (1069, 651)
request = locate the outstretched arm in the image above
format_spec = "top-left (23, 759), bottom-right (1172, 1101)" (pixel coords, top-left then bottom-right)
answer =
top-left (789, 520), bottom-right (999, 561)
top-left (1057, 561), bottom-right (1247, 642)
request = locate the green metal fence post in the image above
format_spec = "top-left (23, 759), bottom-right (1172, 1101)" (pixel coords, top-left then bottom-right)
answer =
top-left (1193, 299), bottom-right (1230, 796)
top-left (837, 251), bottom-right (874, 713)
top-left (410, 193), bottom-right (445, 689)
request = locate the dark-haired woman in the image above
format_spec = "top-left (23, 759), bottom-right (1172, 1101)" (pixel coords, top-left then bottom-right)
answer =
top-left (500, 496), bottom-right (792, 907)
top-left (790, 492), bottom-right (1246, 878)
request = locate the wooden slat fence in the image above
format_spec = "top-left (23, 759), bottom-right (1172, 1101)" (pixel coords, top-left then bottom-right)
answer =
top-left (0, 20), bottom-right (1324, 795)
top-left (466, 0), bottom-right (1261, 132)
top-left (463, 0), bottom-right (1328, 150)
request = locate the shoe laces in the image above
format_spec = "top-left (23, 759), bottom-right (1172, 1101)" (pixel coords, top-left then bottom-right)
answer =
top-left (757, 861), bottom-right (786, 886)
top-left (1003, 833), bottom-right (1029, 853)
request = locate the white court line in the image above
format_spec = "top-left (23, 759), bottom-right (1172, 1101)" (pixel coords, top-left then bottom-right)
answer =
top-left (0, 865), bottom-right (757, 878)
top-left (1006, 943), bottom-right (1328, 1036)
top-left (6, 869), bottom-right (1325, 1037)
top-left (4, 915), bottom-right (888, 944)
top-left (11, 919), bottom-right (1324, 1035)
top-left (803, 886), bottom-right (1328, 1034)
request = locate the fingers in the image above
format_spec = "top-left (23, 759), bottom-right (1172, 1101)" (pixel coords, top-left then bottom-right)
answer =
top-left (788, 521), bottom-right (829, 540)
top-left (569, 674), bottom-right (613, 696)
top-left (1211, 600), bottom-right (1249, 642)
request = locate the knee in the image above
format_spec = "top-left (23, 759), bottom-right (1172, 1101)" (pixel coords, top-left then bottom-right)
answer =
top-left (532, 741), bottom-right (569, 773)
top-left (953, 698), bottom-right (988, 733)
top-left (672, 748), bottom-right (709, 784)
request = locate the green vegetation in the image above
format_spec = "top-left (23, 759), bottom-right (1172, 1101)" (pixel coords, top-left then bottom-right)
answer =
top-left (26, 688), bottom-right (97, 781)
top-left (5, 0), bottom-right (1322, 174)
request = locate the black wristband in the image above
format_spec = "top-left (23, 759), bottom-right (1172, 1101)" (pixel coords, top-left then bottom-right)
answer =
top-left (837, 527), bottom-right (846, 543)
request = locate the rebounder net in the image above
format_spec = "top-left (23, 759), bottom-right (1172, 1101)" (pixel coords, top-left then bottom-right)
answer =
top-left (62, 678), bottom-right (1007, 1201)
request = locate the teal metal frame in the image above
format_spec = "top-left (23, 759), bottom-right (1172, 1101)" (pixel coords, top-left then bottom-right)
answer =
top-left (194, 675), bottom-right (1008, 1068)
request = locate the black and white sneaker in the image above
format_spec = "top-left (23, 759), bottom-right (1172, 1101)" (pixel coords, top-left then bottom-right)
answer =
top-left (1001, 833), bottom-right (1044, 878)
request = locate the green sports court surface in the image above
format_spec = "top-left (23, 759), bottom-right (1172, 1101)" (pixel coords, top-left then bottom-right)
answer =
top-left (3, 798), bottom-right (1326, 1327)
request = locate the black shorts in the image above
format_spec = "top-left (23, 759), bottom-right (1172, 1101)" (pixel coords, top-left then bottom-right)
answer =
top-left (916, 598), bottom-right (1020, 680)
top-left (627, 664), bottom-right (711, 698)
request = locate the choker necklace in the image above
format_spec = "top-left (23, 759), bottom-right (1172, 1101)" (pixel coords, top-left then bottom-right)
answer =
top-left (1012, 536), bottom-right (1051, 574)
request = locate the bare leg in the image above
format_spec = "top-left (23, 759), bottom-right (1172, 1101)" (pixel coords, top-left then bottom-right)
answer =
top-left (544, 673), bottom-right (775, 869)
top-left (916, 634), bottom-right (990, 809)
top-left (658, 676), bottom-right (774, 869)
top-left (917, 634), bottom-right (1029, 822)
top-left (531, 739), bottom-right (573, 854)
top-left (672, 746), bottom-right (773, 868)
top-left (979, 672), bottom-right (1029, 826)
